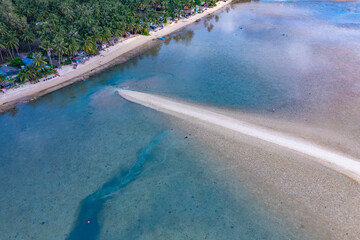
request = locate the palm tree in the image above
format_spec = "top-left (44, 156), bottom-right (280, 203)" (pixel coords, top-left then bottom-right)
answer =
top-left (0, 23), bottom-right (7, 38)
top-left (0, 24), bottom-right (7, 61)
top-left (66, 37), bottom-right (80, 57)
top-left (0, 39), bottom-right (5, 61)
top-left (0, 74), bottom-right (6, 85)
top-left (134, 23), bottom-right (142, 34)
top-left (40, 40), bottom-right (54, 67)
top-left (25, 65), bottom-right (38, 82)
top-left (91, 26), bottom-right (103, 43)
top-left (48, 13), bottom-right (59, 28)
top-left (60, 2), bottom-right (71, 16)
top-left (32, 52), bottom-right (47, 69)
top-left (7, 76), bottom-right (16, 86)
top-left (17, 68), bottom-right (31, 83)
top-left (0, 24), bottom-right (8, 59)
top-left (53, 37), bottom-right (67, 67)
top-left (81, 36), bottom-right (96, 54)
top-left (113, 29), bottom-right (122, 40)
top-left (6, 34), bottom-right (19, 59)
top-left (101, 27), bottom-right (112, 43)
top-left (0, 0), bottom-right (217, 63)
top-left (128, 22), bottom-right (136, 34)
top-left (21, 29), bottom-right (35, 52)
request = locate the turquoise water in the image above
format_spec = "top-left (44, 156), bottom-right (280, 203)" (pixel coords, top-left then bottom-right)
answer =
top-left (1, 1), bottom-right (360, 239)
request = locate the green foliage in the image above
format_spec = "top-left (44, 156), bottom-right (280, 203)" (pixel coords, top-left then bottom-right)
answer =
top-left (16, 68), bottom-right (31, 83)
top-left (0, 74), bottom-right (6, 82)
top-left (7, 76), bottom-right (16, 85)
top-left (0, 0), bottom-right (218, 60)
top-left (16, 64), bottom-right (56, 83)
top-left (81, 36), bottom-right (97, 54)
top-left (8, 57), bottom-right (23, 67)
top-left (32, 52), bottom-right (47, 69)
top-left (0, 74), bottom-right (8, 88)
top-left (27, 53), bottom-right (34, 59)
top-left (209, 0), bottom-right (217, 7)
top-left (64, 58), bottom-right (72, 65)
top-left (141, 28), bottom-right (150, 36)
top-left (0, 0), bottom-right (27, 34)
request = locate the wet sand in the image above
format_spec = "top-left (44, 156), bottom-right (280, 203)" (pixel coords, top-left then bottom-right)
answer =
top-left (118, 89), bottom-right (360, 182)
top-left (175, 120), bottom-right (360, 240)
top-left (118, 89), bottom-right (360, 239)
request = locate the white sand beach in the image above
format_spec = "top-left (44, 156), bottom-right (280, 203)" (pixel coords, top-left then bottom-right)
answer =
top-left (0, 0), bottom-right (231, 110)
top-left (118, 89), bottom-right (360, 183)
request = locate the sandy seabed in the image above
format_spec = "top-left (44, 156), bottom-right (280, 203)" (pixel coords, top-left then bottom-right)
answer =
top-left (118, 89), bottom-right (360, 239)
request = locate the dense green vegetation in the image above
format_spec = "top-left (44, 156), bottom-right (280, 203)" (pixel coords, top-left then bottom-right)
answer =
top-left (8, 56), bottom-right (23, 67)
top-left (0, 0), bottom-right (216, 63)
top-left (0, 51), bottom-right (57, 85)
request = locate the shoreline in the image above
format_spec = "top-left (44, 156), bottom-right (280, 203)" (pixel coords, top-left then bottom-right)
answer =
top-left (0, 0), bottom-right (231, 113)
top-left (117, 89), bottom-right (360, 183)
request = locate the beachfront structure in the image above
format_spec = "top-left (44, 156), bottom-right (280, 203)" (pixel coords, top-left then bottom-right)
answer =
top-left (184, 6), bottom-right (195, 15)
top-left (22, 58), bottom-right (33, 66)
top-left (151, 4), bottom-right (164, 13)
top-left (0, 66), bottom-right (19, 76)
top-left (73, 56), bottom-right (88, 64)
top-left (150, 24), bottom-right (159, 29)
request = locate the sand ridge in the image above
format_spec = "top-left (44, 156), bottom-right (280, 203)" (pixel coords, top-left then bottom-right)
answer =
top-left (118, 89), bottom-right (360, 183)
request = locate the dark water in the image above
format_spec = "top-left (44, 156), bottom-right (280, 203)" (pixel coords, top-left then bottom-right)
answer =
top-left (66, 132), bottom-right (168, 240)
top-left (1, 0), bottom-right (360, 239)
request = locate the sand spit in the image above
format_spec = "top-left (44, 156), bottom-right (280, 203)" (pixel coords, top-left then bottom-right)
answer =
top-left (0, 1), bottom-right (231, 112)
top-left (118, 89), bottom-right (360, 183)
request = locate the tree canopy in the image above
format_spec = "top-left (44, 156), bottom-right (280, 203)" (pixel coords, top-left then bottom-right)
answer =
top-left (0, 0), bottom-right (215, 60)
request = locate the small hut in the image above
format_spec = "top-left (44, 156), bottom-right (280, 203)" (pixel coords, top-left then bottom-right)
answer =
top-left (0, 66), bottom-right (19, 76)
top-left (22, 58), bottom-right (33, 66)
top-left (73, 56), bottom-right (88, 64)
top-left (184, 6), bottom-right (195, 15)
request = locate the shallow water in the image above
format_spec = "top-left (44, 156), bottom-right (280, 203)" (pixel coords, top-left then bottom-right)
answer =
top-left (1, 0), bottom-right (360, 239)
